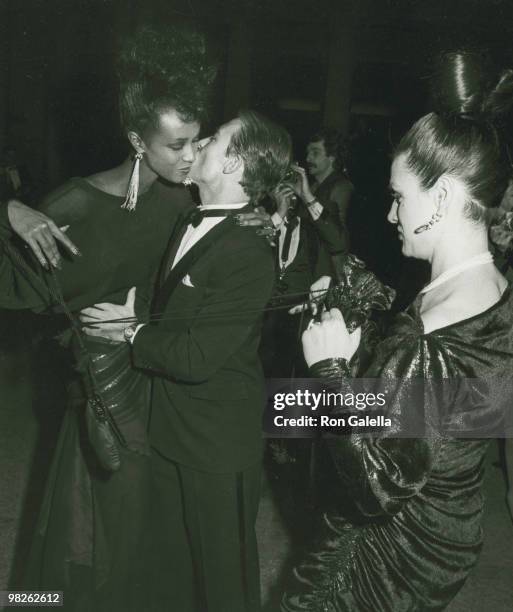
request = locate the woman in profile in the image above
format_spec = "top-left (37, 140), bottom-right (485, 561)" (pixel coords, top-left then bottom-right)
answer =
top-left (0, 26), bottom-right (215, 611)
top-left (283, 50), bottom-right (513, 611)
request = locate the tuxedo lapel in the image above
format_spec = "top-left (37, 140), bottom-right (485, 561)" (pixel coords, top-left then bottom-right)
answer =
top-left (153, 217), bottom-right (235, 314)
top-left (157, 210), bottom-right (192, 290)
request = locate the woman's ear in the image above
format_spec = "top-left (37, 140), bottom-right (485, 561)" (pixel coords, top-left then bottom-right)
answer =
top-left (127, 131), bottom-right (145, 155)
top-left (433, 174), bottom-right (455, 216)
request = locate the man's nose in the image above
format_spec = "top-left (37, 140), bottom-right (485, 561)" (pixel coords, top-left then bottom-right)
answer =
top-left (387, 201), bottom-right (398, 224)
top-left (182, 142), bottom-right (197, 163)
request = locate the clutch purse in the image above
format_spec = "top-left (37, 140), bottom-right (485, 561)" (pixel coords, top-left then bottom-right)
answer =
top-left (85, 394), bottom-right (123, 472)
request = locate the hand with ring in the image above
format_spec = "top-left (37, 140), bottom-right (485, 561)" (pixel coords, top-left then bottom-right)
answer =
top-left (7, 199), bottom-right (81, 268)
top-left (236, 206), bottom-right (278, 246)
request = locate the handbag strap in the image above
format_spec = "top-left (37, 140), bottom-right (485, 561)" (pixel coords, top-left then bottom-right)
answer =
top-left (5, 244), bottom-right (127, 447)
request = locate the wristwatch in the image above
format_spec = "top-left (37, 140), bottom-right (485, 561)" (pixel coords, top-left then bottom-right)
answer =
top-left (123, 323), bottom-right (139, 343)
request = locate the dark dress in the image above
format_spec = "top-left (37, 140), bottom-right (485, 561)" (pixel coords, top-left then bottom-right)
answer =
top-left (0, 178), bottom-right (192, 611)
top-left (282, 286), bottom-right (513, 611)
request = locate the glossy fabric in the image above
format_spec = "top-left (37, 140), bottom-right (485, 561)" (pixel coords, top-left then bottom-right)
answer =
top-left (282, 286), bottom-right (513, 611)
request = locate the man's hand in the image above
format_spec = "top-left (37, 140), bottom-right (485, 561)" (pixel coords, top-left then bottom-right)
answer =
top-left (79, 287), bottom-right (137, 342)
top-left (302, 308), bottom-right (361, 367)
top-left (291, 164), bottom-right (315, 204)
top-left (7, 199), bottom-right (80, 269)
top-left (273, 183), bottom-right (296, 220)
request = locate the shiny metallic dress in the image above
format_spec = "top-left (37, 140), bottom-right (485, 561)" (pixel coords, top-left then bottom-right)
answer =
top-left (283, 286), bottom-right (513, 611)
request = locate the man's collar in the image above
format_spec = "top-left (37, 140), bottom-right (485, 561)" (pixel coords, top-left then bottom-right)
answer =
top-left (199, 202), bottom-right (248, 210)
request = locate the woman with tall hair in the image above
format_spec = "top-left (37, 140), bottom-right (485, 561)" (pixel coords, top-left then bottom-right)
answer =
top-left (0, 25), bottom-right (215, 611)
top-left (282, 50), bottom-right (513, 611)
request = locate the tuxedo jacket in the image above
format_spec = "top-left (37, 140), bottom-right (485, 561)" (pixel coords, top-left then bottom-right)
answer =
top-left (131, 213), bottom-right (276, 473)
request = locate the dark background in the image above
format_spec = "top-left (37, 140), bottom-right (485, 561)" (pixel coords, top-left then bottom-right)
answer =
top-left (1, 0), bottom-right (513, 293)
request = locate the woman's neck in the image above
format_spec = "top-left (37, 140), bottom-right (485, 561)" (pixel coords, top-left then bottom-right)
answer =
top-left (429, 226), bottom-right (490, 281)
top-left (87, 157), bottom-right (158, 197)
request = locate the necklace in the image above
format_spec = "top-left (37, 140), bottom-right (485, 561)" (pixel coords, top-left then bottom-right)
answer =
top-left (420, 251), bottom-right (494, 294)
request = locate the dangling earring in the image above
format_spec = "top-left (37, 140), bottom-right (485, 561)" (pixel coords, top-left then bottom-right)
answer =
top-left (121, 152), bottom-right (143, 212)
top-left (414, 211), bottom-right (442, 234)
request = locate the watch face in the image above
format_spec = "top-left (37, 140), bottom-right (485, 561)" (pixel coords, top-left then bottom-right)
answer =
top-left (124, 325), bottom-right (135, 341)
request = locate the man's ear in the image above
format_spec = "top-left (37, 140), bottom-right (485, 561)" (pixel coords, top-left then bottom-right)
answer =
top-left (328, 155), bottom-right (336, 167)
top-left (223, 155), bottom-right (243, 175)
top-left (127, 131), bottom-right (145, 154)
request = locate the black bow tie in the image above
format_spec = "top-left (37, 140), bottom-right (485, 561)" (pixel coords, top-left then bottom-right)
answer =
top-left (185, 207), bottom-right (246, 228)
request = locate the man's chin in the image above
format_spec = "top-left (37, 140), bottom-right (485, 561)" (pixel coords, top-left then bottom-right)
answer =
top-left (186, 170), bottom-right (201, 184)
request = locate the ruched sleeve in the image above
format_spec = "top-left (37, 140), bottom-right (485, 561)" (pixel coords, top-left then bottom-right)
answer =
top-left (310, 312), bottom-right (449, 518)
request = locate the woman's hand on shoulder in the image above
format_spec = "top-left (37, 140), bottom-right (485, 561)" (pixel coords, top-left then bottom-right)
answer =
top-left (7, 199), bottom-right (80, 268)
top-left (302, 307), bottom-right (361, 367)
top-left (235, 206), bottom-right (277, 246)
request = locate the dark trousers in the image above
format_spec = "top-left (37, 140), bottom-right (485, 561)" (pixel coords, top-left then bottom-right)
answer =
top-left (150, 449), bottom-right (262, 612)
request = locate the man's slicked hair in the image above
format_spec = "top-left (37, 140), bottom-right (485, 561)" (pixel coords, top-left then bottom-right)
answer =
top-left (227, 110), bottom-right (292, 203)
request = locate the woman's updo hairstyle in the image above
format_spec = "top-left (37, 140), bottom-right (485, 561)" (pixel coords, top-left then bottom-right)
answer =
top-left (395, 50), bottom-right (513, 223)
top-left (118, 25), bottom-right (217, 138)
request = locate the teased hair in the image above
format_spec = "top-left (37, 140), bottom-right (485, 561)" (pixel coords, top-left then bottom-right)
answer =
top-left (227, 110), bottom-right (292, 204)
top-left (396, 50), bottom-right (513, 224)
top-left (118, 25), bottom-right (217, 136)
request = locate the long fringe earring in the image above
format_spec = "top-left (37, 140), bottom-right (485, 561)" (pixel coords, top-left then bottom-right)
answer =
top-left (121, 152), bottom-right (143, 212)
top-left (414, 211), bottom-right (442, 234)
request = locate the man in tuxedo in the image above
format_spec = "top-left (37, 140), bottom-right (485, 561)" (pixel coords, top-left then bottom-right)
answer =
top-left (81, 110), bottom-right (292, 612)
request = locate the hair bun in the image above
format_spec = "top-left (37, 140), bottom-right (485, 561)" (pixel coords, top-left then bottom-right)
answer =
top-left (430, 50), bottom-right (495, 119)
top-left (483, 68), bottom-right (513, 123)
top-left (117, 24), bottom-right (217, 128)
top-left (118, 25), bottom-right (216, 87)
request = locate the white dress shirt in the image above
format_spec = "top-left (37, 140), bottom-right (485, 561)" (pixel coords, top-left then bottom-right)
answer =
top-left (271, 211), bottom-right (301, 272)
top-left (172, 202), bottom-right (248, 269)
